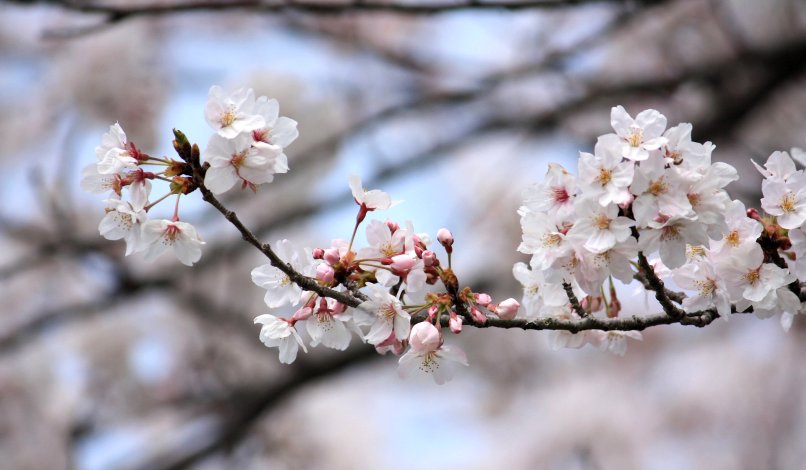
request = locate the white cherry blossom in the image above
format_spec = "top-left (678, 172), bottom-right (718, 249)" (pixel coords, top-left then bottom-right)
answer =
top-left (303, 298), bottom-right (353, 350)
top-left (720, 244), bottom-right (791, 304)
top-left (140, 219), bottom-right (205, 266)
top-left (760, 171), bottom-right (806, 229)
top-left (251, 96), bottom-right (299, 149)
top-left (251, 239), bottom-right (316, 308)
top-left (566, 199), bottom-right (635, 254)
top-left (589, 330), bottom-right (643, 356)
top-left (204, 85), bottom-right (265, 139)
top-left (639, 216), bottom-right (709, 269)
top-left (355, 283), bottom-right (410, 345)
top-left (610, 105), bottom-right (668, 161)
top-left (583, 237), bottom-right (639, 286)
top-left (98, 198), bottom-right (147, 256)
top-left (662, 123), bottom-right (714, 170)
top-left (630, 154), bottom-right (693, 227)
top-left (710, 200), bottom-right (763, 256)
top-left (673, 257), bottom-right (731, 319)
top-left (204, 133), bottom-right (286, 194)
top-left (81, 164), bottom-right (121, 196)
top-left (349, 175), bottom-right (399, 210)
top-left (752, 150), bottom-right (798, 183)
top-left (95, 123), bottom-right (138, 175)
top-left (512, 262), bottom-right (570, 319)
top-left (680, 162), bottom-right (737, 238)
top-left (577, 134), bottom-right (634, 206)
top-left (789, 228), bottom-right (806, 280)
top-left (254, 314), bottom-right (307, 364)
top-left (522, 163), bottom-right (577, 222)
top-left (518, 210), bottom-right (571, 270)
top-left (398, 322), bottom-right (468, 385)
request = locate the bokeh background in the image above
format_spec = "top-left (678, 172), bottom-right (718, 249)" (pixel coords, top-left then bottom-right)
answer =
top-left (2, 0), bottom-right (806, 468)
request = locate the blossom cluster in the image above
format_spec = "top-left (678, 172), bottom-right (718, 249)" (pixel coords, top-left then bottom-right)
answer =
top-left (85, 86), bottom-right (806, 385)
top-left (82, 86), bottom-right (298, 266)
top-left (252, 177), bottom-right (480, 384)
top-left (515, 106), bottom-right (806, 351)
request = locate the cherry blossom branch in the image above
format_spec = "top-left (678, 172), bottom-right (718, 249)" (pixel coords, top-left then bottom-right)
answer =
top-left (563, 281), bottom-right (589, 318)
top-left (426, 307), bottom-right (723, 332)
top-left (636, 251), bottom-right (685, 319)
top-left (179, 123), bottom-right (803, 335)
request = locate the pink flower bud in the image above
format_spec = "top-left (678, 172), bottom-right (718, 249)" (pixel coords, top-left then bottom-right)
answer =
top-left (475, 293), bottom-right (492, 307)
top-left (422, 250), bottom-right (437, 267)
top-left (390, 254), bottom-right (416, 272)
top-left (316, 263), bottom-right (335, 284)
top-left (409, 322), bottom-right (441, 353)
top-left (427, 305), bottom-right (439, 322)
top-left (449, 311), bottom-right (462, 334)
top-left (386, 219), bottom-right (400, 233)
top-left (470, 306), bottom-right (487, 325)
top-left (312, 248), bottom-right (325, 259)
top-left (496, 298), bottom-right (520, 320)
top-left (291, 307), bottom-right (312, 322)
top-left (437, 228), bottom-right (454, 252)
top-left (323, 247), bottom-right (340, 265)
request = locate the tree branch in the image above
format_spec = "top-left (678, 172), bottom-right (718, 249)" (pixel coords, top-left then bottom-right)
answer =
top-left (14, 0), bottom-right (649, 17)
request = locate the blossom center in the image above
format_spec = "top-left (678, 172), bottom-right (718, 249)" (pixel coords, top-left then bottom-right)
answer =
top-left (627, 128), bottom-right (643, 148)
top-left (230, 150), bottom-right (248, 168)
top-left (252, 128), bottom-right (271, 143)
top-left (220, 107), bottom-right (236, 127)
top-left (667, 149), bottom-right (682, 164)
top-left (744, 268), bottom-right (760, 286)
top-left (381, 243), bottom-right (398, 257)
top-left (725, 230), bottom-right (740, 247)
top-left (780, 192), bottom-right (797, 213)
top-left (687, 192), bottom-right (700, 207)
top-left (163, 224), bottom-right (181, 243)
top-left (541, 233), bottom-right (562, 248)
top-left (114, 211), bottom-right (133, 230)
top-left (695, 279), bottom-right (716, 296)
top-left (380, 303), bottom-right (397, 320)
top-left (597, 168), bottom-right (612, 186)
top-left (688, 245), bottom-right (706, 258)
top-left (419, 352), bottom-right (439, 373)
top-left (593, 214), bottom-right (611, 230)
top-left (648, 177), bottom-right (668, 196)
top-left (551, 186), bottom-right (570, 204)
top-left (660, 224), bottom-right (680, 241)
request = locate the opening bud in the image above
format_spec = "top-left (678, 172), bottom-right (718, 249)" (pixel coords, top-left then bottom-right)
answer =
top-left (437, 228), bottom-right (454, 253)
top-left (495, 298), bottom-right (520, 320)
top-left (449, 311), bottom-right (463, 334)
top-left (316, 263), bottom-right (335, 284)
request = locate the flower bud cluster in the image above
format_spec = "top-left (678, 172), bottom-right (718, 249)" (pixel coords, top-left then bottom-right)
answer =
top-left (252, 176), bottom-right (476, 381)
